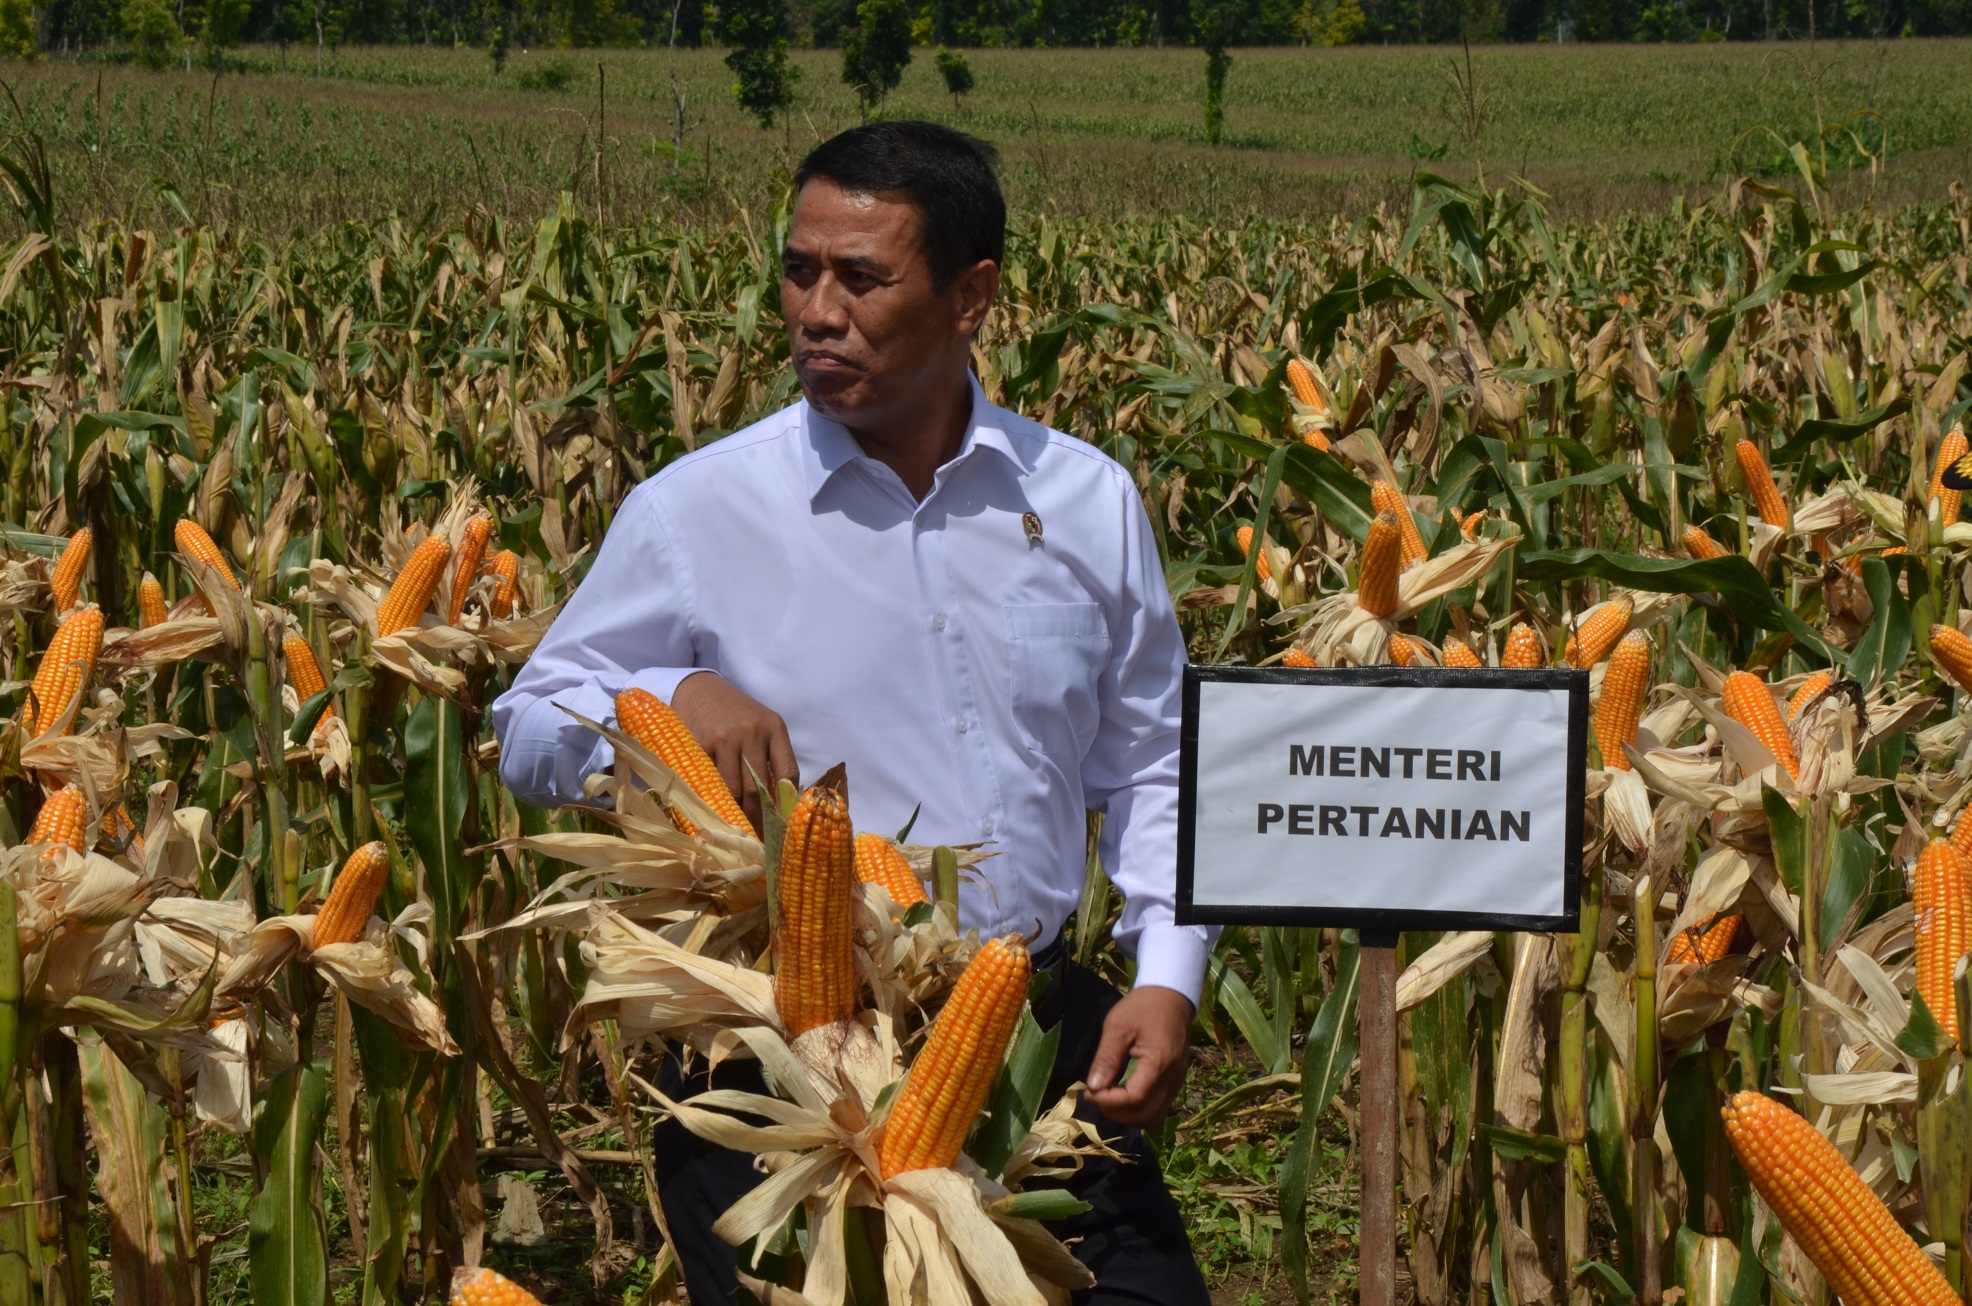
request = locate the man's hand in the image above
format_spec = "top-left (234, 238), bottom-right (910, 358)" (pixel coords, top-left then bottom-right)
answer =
top-left (1084, 985), bottom-right (1194, 1128)
top-left (668, 672), bottom-right (799, 832)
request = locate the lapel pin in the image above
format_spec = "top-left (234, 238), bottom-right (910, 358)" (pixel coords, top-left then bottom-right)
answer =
top-left (1023, 512), bottom-right (1044, 546)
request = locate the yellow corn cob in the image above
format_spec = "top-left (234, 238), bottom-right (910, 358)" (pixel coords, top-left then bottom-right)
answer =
top-left (27, 786), bottom-right (87, 853)
top-left (1733, 439), bottom-right (1790, 530)
top-left (486, 550), bottom-right (521, 619)
top-left (313, 841), bottom-right (390, 947)
top-left (1950, 805), bottom-right (1972, 865)
top-left (1501, 623), bottom-right (1544, 669)
top-left (1786, 670), bottom-right (1833, 720)
top-left (138, 572), bottom-right (169, 628)
top-left (1300, 427), bottom-right (1331, 453)
top-left (284, 634), bottom-right (336, 730)
top-left (1441, 638), bottom-right (1482, 668)
top-left (446, 515), bottom-right (495, 627)
top-left (1913, 838), bottom-right (1971, 1041)
top-left (1930, 426), bottom-right (1968, 527)
top-left (1682, 525), bottom-right (1728, 560)
top-left (879, 935), bottom-right (1032, 1178)
top-left (1595, 632), bottom-right (1651, 771)
top-left (1461, 510), bottom-right (1484, 540)
top-left (1565, 595), bottom-right (1633, 669)
top-left (450, 1266), bottom-right (545, 1306)
top-left (48, 529), bottom-right (90, 613)
top-left (100, 804), bottom-right (146, 857)
top-left (773, 775), bottom-right (860, 1039)
top-left (22, 604), bottom-right (104, 737)
top-left (1357, 509), bottom-right (1402, 619)
top-left (1722, 1090), bottom-right (1960, 1306)
top-left (1848, 544), bottom-right (1909, 577)
top-left (1235, 525), bottom-right (1272, 583)
top-left (375, 535), bottom-right (451, 638)
top-left (614, 688), bottom-right (753, 836)
top-left (1930, 623), bottom-right (1972, 694)
top-left (1388, 634), bottom-right (1419, 666)
top-left (1282, 648), bottom-right (1319, 668)
top-left (174, 518), bottom-right (240, 591)
top-left (1370, 480), bottom-right (1427, 568)
top-left (854, 832), bottom-right (929, 909)
top-left (1666, 913), bottom-right (1739, 964)
top-left (1721, 670), bottom-right (1798, 779)
top-left (1285, 357), bottom-right (1324, 411)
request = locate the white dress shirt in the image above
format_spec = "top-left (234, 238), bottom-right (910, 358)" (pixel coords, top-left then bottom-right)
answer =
top-left (491, 375), bottom-right (1215, 1004)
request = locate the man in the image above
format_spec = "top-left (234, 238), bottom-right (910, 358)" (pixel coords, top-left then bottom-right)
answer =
top-left (492, 120), bottom-right (1214, 1305)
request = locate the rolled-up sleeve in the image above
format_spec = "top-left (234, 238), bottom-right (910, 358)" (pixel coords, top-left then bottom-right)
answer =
top-left (1080, 482), bottom-right (1218, 1007)
top-left (491, 483), bottom-right (705, 809)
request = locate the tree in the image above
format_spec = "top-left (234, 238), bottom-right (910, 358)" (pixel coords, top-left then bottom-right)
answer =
top-left (123, 0), bottom-right (181, 65)
top-left (934, 44), bottom-right (973, 110)
top-left (714, 0), bottom-right (796, 128)
top-left (841, 0), bottom-right (911, 118)
top-left (198, 0), bottom-right (250, 67)
top-left (486, 0), bottom-right (509, 76)
top-left (1190, 0), bottom-right (1238, 143)
top-left (0, 0), bottom-right (34, 55)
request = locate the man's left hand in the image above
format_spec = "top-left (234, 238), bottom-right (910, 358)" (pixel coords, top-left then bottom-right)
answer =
top-left (1084, 985), bottom-right (1194, 1127)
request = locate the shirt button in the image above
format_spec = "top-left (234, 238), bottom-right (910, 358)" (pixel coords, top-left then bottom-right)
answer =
top-left (932, 613), bottom-right (947, 631)
top-left (955, 717), bottom-right (969, 734)
top-left (981, 819), bottom-right (995, 836)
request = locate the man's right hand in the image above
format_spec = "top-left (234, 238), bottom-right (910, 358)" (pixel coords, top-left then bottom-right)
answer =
top-left (667, 672), bottom-right (799, 832)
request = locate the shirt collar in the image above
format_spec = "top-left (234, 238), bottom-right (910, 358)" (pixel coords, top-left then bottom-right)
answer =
top-left (800, 374), bottom-right (1025, 502)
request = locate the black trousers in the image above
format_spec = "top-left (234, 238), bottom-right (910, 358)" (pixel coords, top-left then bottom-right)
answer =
top-left (653, 961), bottom-right (1213, 1305)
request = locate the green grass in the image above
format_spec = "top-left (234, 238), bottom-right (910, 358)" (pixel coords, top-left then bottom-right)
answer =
top-left (2, 38), bottom-right (1968, 237)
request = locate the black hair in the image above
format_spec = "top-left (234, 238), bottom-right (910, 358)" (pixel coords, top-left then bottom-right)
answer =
top-left (793, 121), bottom-right (1005, 291)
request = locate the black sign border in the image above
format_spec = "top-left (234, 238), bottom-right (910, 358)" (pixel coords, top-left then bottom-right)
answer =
top-left (1175, 663), bottom-right (1588, 934)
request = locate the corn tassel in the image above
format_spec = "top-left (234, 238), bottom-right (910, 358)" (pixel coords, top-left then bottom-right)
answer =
top-left (854, 832), bottom-right (928, 909)
top-left (1665, 914), bottom-right (1739, 964)
top-left (375, 535), bottom-right (451, 637)
top-left (1787, 670), bottom-right (1833, 720)
top-left (1357, 509), bottom-right (1402, 619)
top-left (1371, 480), bottom-right (1427, 568)
top-left (1913, 838), bottom-right (1971, 1041)
top-left (614, 688), bottom-right (753, 835)
top-left (313, 842), bottom-right (390, 947)
top-left (773, 774), bottom-right (859, 1038)
top-left (1721, 670), bottom-right (1799, 779)
top-left (1441, 638), bottom-right (1482, 668)
top-left (1595, 632), bottom-right (1650, 770)
top-left (174, 518), bottom-right (240, 591)
top-left (1733, 439), bottom-right (1790, 530)
top-left (1501, 623), bottom-right (1544, 669)
top-left (1565, 595), bottom-right (1633, 668)
top-left (26, 787), bottom-right (87, 853)
top-left (446, 515), bottom-right (495, 626)
top-left (1722, 1090), bottom-right (1960, 1306)
top-left (1930, 623), bottom-right (1972, 694)
top-left (48, 529), bottom-right (89, 614)
top-left (450, 1266), bottom-right (545, 1305)
top-left (487, 549), bottom-right (521, 619)
top-left (1930, 425), bottom-right (1969, 527)
top-left (23, 604), bottom-right (103, 737)
top-left (137, 573), bottom-right (168, 628)
top-left (1682, 525), bottom-right (1728, 560)
top-left (878, 935), bottom-right (1031, 1178)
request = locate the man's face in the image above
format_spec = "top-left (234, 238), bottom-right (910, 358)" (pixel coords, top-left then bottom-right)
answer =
top-left (781, 179), bottom-right (983, 432)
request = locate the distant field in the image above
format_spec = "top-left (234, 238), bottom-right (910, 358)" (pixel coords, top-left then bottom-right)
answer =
top-left (2, 39), bottom-right (1969, 234)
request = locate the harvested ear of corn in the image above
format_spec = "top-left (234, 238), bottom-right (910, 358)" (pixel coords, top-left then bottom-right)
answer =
top-left (446, 515), bottom-right (495, 626)
top-left (1501, 622), bottom-right (1543, 668)
top-left (1357, 510), bottom-right (1403, 619)
top-left (1594, 632), bottom-right (1650, 770)
top-left (1912, 838), bottom-right (1970, 1041)
top-left (614, 688), bottom-right (752, 835)
top-left (23, 604), bottom-right (104, 737)
top-left (1733, 439), bottom-right (1790, 530)
top-left (313, 842), bottom-right (390, 947)
top-left (376, 534), bottom-right (452, 637)
top-left (854, 832), bottom-right (928, 909)
top-left (486, 550), bottom-right (521, 619)
top-left (773, 773), bottom-right (859, 1038)
top-left (1564, 595), bottom-right (1632, 668)
top-left (450, 1267), bottom-right (544, 1306)
top-left (879, 934), bottom-right (1031, 1178)
top-left (49, 529), bottom-right (91, 613)
top-left (27, 786), bottom-right (88, 853)
top-left (1721, 670), bottom-right (1799, 779)
top-left (175, 518), bottom-right (240, 591)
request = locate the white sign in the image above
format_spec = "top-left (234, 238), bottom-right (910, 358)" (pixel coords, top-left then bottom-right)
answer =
top-left (1177, 666), bottom-right (1586, 931)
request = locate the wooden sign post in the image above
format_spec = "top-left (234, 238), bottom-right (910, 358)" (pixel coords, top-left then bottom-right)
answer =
top-left (1175, 665), bottom-right (1588, 1303)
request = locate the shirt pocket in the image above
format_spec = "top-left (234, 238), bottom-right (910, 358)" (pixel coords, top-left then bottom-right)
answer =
top-left (1004, 602), bottom-right (1110, 759)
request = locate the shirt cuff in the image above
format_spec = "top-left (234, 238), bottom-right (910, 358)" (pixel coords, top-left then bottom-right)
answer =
top-left (1129, 922), bottom-right (1214, 1009)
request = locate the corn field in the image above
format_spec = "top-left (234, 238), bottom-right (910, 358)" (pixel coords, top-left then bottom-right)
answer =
top-left (5, 93), bottom-right (1972, 1303)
